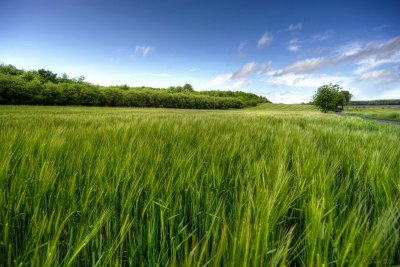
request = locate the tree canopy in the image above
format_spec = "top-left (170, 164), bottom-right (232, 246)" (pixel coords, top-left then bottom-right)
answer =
top-left (313, 84), bottom-right (352, 112)
top-left (0, 64), bottom-right (270, 109)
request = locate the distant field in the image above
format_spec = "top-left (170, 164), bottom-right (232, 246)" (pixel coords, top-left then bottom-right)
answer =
top-left (1, 105), bottom-right (399, 266)
top-left (344, 105), bottom-right (400, 121)
top-left (246, 103), bottom-right (318, 111)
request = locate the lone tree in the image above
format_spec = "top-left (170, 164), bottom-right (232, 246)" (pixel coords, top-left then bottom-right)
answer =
top-left (313, 84), bottom-right (352, 112)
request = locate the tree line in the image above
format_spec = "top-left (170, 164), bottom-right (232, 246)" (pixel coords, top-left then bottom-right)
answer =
top-left (349, 99), bottom-right (400, 106)
top-left (0, 64), bottom-right (270, 109)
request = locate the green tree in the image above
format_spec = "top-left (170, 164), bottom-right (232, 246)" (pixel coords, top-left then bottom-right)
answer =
top-left (340, 90), bottom-right (352, 103)
top-left (313, 84), bottom-right (346, 113)
top-left (183, 83), bottom-right (194, 92)
top-left (38, 69), bottom-right (57, 83)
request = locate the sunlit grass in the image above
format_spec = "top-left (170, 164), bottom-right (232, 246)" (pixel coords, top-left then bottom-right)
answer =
top-left (246, 103), bottom-right (318, 112)
top-left (0, 105), bottom-right (399, 266)
top-left (345, 106), bottom-right (400, 121)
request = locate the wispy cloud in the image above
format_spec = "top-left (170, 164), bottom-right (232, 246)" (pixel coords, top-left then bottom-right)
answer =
top-left (265, 91), bottom-right (311, 104)
top-left (287, 39), bottom-right (301, 52)
top-left (257, 32), bottom-right (273, 49)
top-left (237, 40), bottom-right (248, 57)
top-left (208, 61), bottom-right (272, 89)
top-left (189, 68), bottom-right (197, 72)
top-left (310, 33), bottom-right (331, 42)
top-left (230, 61), bottom-right (271, 79)
top-left (135, 45), bottom-right (154, 56)
top-left (287, 23), bottom-right (302, 31)
top-left (207, 73), bottom-right (233, 87)
top-left (358, 66), bottom-right (400, 82)
top-left (277, 36), bottom-right (400, 75)
top-left (231, 62), bottom-right (257, 79)
top-left (372, 24), bottom-right (391, 32)
top-left (126, 73), bottom-right (171, 77)
top-left (266, 73), bottom-right (352, 88)
top-left (287, 45), bottom-right (300, 52)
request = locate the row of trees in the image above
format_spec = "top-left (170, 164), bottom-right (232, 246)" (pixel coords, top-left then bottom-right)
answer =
top-left (197, 90), bottom-right (270, 106)
top-left (313, 84), bottom-right (352, 112)
top-left (0, 64), bottom-right (269, 109)
top-left (349, 99), bottom-right (400, 105)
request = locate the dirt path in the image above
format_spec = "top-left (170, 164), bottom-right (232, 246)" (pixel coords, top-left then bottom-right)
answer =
top-left (363, 117), bottom-right (400, 125)
top-left (336, 112), bottom-right (400, 126)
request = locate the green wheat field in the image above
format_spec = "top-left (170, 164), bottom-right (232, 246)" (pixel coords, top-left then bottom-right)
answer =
top-left (1, 104), bottom-right (399, 266)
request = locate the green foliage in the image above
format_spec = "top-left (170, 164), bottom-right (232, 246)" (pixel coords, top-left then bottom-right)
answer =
top-left (183, 83), bottom-right (194, 92)
top-left (0, 63), bottom-right (24, 75)
top-left (340, 90), bottom-right (352, 104)
top-left (0, 65), bottom-right (267, 109)
top-left (313, 84), bottom-right (349, 112)
top-left (38, 68), bottom-right (57, 83)
top-left (0, 106), bottom-right (399, 266)
top-left (350, 99), bottom-right (400, 105)
top-left (198, 90), bottom-right (270, 106)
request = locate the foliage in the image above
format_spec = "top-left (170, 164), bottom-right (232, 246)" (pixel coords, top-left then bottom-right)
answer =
top-left (0, 64), bottom-right (269, 109)
top-left (183, 83), bottom-right (194, 92)
top-left (340, 90), bottom-right (352, 104)
top-left (38, 68), bottom-right (57, 83)
top-left (312, 84), bottom-right (351, 112)
top-left (350, 99), bottom-right (400, 105)
top-left (198, 90), bottom-right (270, 106)
top-left (0, 105), bottom-right (399, 266)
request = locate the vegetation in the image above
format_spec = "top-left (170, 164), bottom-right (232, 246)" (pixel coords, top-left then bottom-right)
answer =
top-left (0, 64), bottom-right (269, 109)
top-left (344, 106), bottom-right (400, 121)
top-left (1, 105), bottom-right (399, 266)
top-left (350, 99), bottom-right (400, 106)
top-left (197, 90), bottom-right (269, 106)
top-left (312, 84), bottom-right (352, 112)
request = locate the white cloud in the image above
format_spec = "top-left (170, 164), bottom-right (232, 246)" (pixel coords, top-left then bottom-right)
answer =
top-left (237, 40), bottom-right (248, 57)
top-left (354, 52), bottom-right (400, 74)
top-left (207, 74), bottom-right (247, 90)
top-left (338, 36), bottom-right (400, 62)
top-left (359, 69), bottom-right (386, 80)
top-left (310, 33), bottom-right (331, 42)
top-left (135, 45), bottom-right (154, 56)
top-left (287, 39), bottom-right (301, 52)
top-left (280, 57), bottom-right (332, 74)
top-left (278, 36), bottom-right (400, 75)
top-left (189, 68), bottom-right (197, 72)
top-left (207, 61), bottom-right (272, 89)
top-left (126, 73), bottom-right (171, 77)
top-left (358, 66), bottom-right (400, 82)
top-left (265, 73), bottom-right (352, 88)
top-left (257, 62), bottom-right (273, 74)
top-left (264, 91), bottom-right (311, 104)
top-left (257, 32), bottom-right (273, 49)
top-left (287, 23), bottom-right (303, 31)
top-left (232, 79), bottom-right (248, 89)
top-left (207, 73), bottom-right (233, 86)
top-left (231, 62), bottom-right (257, 79)
top-left (287, 45), bottom-right (300, 52)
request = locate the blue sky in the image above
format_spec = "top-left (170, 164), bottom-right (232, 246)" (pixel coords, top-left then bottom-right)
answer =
top-left (1, 0), bottom-right (399, 103)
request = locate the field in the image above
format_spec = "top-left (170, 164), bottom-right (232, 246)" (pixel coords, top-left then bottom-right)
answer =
top-left (1, 105), bottom-right (400, 266)
top-left (344, 105), bottom-right (400, 121)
